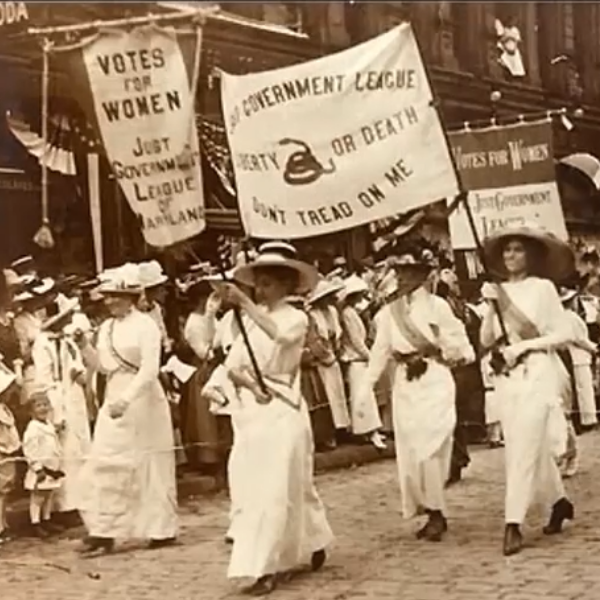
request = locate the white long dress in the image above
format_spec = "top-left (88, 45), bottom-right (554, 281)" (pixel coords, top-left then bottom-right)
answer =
top-left (14, 310), bottom-right (43, 401)
top-left (364, 289), bottom-right (474, 518)
top-left (212, 309), bottom-right (246, 541)
top-left (340, 306), bottom-right (382, 435)
top-left (224, 301), bottom-right (333, 580)
top-left (564, 309), bottom-right (598, 426)
top-left (309, 306), bottom-right (350, 429)
top-left (482, 277), bottom-right (572, 524)
top-left (77, 309), bottom-right (178, 540)
top-left (31, 332), bottom-right (91, 511)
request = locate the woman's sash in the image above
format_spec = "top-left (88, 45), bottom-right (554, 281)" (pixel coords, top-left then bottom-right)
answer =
top-left (388, 298), bottom-right (440, 356)
top-left (107, 320), bottom-right (140, 374)
top-left (495, 285), bottom-right (540, 341)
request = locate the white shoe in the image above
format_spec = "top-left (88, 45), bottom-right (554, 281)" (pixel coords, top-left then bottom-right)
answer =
top-left (370, 431), bottom-right (387, 450)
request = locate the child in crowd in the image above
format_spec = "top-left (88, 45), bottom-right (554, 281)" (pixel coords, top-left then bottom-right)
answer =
top-left (22, 388), bottom-right (65, 538)
top-left (0, 360), bottom-right (20, 543)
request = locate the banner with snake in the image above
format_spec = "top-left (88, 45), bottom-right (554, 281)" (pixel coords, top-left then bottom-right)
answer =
top-left (220, 23), bottom-right (459, 240)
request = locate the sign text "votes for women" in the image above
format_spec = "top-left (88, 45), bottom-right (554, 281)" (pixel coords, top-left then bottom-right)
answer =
top-left (447, 120), bottom-right (568, 249)
top-left (79, 26), bottom-right (206, 247)
top-left (220, 23), bottom-right (459, 239)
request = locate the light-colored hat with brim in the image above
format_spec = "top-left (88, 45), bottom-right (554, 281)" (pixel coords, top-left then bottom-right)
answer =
top-left (233, 243), bottom-right (319, 295)
top-left (307, 278), bottom-right (344, 305)
top-left (13, 290), bottom-right (36, 304)
top-left (42, 297), bottom-right (79, 331)
top-left (97, 263), bottom-right (143, 296)
top-left (560, 288), bottom-right (578, 304)
top-left (31, 277), bottom-right (56, 297)
top-left (482, 222), bottom-right (574, 282)
top-left (137, 260), bottom-right (168, 289)
top-left (338, 274), bottom-right (369, 304)
top-left (389, 253), bottom-right (433, 279)
top-left (10, 255), bottom-right (34, 272)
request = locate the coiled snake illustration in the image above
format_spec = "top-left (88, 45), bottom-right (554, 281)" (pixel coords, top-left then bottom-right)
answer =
top-left (278, 138), bottom-right (336, 186)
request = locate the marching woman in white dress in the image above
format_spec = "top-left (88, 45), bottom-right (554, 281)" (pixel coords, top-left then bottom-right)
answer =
top-left (361, 252), bottom-right (475, 541)
top-left (479, 224), bottom-right (576, 556)
top-left (560, 289), bottom-right (598, 429)
top-left (306, 278), bottom-right (351, 437)
top-left (31, 298), bottom-right (91, 525)
top-left (206, 242), bottom-right (333, 596)
top-left (75, 264), bottom-right (178, 555)
top-left (339, 275), bottom-right (386, 449)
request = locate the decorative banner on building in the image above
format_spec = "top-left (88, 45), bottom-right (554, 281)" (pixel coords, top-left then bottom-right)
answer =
top-left (447, 120), bottom-right (568, 250)
top-left (58, 24), bottom-right (205, 247)
top-left (220, 23), bottom-right (459, 239)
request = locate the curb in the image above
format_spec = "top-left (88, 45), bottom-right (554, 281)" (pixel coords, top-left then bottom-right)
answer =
top-left (7, 443), bottom-right (396, 530)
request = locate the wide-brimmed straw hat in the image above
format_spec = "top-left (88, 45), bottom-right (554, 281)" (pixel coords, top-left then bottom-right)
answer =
top-left (97, 263), bottom-right (143, 295)
top-left (177, 263), bottom-right (215, 296)
top-left (233, 241), bottom-right (319, 294)
top-left (388, 252), bottom-right (433, 282)
top-left (338, 274), bottom-right (369, 304)
top-left (42, 297), bottom-right (79, 331)
top-left (482, 222), bottom-right (574, 281)
top-left (137, 260), bottom-right (168, 289)
top-left (307, 278), bottom-right (344, 305)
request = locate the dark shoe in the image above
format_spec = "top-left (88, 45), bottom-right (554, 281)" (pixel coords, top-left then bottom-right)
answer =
top-left (244, 575), bottom-right (277, 596)
top-left (41, 521), bottom-right (65, 535)
top-left (543, 498), bottom-right (574, 535)
top-left (148, 537), bottom-right (177, 550)
top-left (31, 523), bottom-right (50, 539)
top-left (445, 468), bottom-right (462, 488)
top-left (416, 510), bottom-right (447, 542)
top-left (78, 536), bottom-right (115, 555)
top-left (224, 536), bottom-right (234, 545)
top-left (311, 549), bottom-right (327, 571)
top-left (503, 524), bottom-right (522, 556)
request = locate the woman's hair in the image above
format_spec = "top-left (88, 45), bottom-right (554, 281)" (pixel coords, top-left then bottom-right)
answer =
top-left (501, 235), bottom-right (548, 277)
top-left (253, 266), bottom-right (300, 295)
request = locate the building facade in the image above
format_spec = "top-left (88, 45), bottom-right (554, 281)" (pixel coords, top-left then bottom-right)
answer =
top-left (2, 2), bottom-right (600, 270)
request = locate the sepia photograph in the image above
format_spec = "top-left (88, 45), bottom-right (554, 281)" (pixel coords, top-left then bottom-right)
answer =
top-left (0, 2), bottom-right (598, 598)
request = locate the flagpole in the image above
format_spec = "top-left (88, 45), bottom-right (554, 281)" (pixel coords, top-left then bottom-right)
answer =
top-left (216, 236), bottom-right (268, 395)
top-left (410, 23), bottom-right (509, 341)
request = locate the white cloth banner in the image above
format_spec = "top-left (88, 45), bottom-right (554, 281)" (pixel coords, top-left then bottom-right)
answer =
top-left (81, 25), bottom-right (205, 247)
top-left (449, 182), bottom-right (568, 249)
top-left (220, 23), bottom-right (459, 239)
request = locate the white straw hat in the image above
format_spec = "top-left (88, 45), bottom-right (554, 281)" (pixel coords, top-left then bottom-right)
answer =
top-left (338, 274), bottom-right (369, 304)
top-left (137, 260), bottom-right (168, 289)
top-left (482, 222), bottom-right (574, 281)
top-left (307, 278), bottom-right (344, 305)
top-left (97, 263), bottom-right (143, 295)
top-left (42, 297), bottom-right (79, 331)
top-left (233, 242), bottom-right (319, 294)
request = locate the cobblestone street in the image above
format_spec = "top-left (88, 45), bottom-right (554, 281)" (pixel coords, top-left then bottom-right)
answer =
top-left (3, 432), bottom-right (600, 600)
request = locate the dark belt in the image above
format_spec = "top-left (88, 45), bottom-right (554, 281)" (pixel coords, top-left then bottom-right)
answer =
top-left (392, 351), bottom-right (442, 382)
